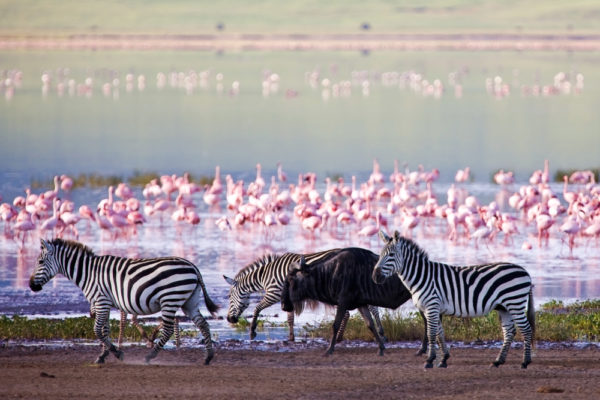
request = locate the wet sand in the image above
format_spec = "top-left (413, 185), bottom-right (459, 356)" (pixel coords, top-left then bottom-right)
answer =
top-left (1, 342), bottom-right (599, 399)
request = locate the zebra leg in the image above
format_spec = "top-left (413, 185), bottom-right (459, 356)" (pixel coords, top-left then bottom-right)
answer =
top-left (92, 306), bottom-right (123, 364)
top-left (436, 324), bottom-right (450, 368)
top-left (357, 306), bottom-right (386, 356)
top-left (182, 304), bottom-right (215, 365)
top-left (369, 305), bottom-right (387, 343)
top-left (325, 306), bottom-right (348, 356)
top-left (492, 310), bottom-right (516, 368)
top-left (514, 311), bottom-right (534, 369)
top-left (335, 310), bottom-right (351, 343)
top-left (144, 310), bottom-right (176, 364)
top-left (250, 298), bottom-right (275, 340)
top-left (424, 309), bottom-right (440, 368)
top-left (174, 317), bottom-right (181, 348)
top-left (118, 311), bottom-right (127, 349)
top-left (286, 312), bottom-right (295, 341)
top-left (416, 310), bottom-right (429, 356)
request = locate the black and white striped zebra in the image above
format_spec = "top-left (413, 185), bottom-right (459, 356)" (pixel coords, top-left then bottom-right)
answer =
top-left (372, 231), bottom-right (535, 369)
top-left (29, 238), bottom-right (218, 365)
top-left (224, 249), bottom-right (385, 342)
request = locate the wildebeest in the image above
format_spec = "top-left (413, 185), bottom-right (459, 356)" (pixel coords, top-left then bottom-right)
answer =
top-left (281, 247), bottom-right (428, 356)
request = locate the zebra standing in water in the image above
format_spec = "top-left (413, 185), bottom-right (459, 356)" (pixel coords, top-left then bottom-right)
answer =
top-left (224, 249), bottom-right (386, 342)
top-left (372, 231), bottom-right (535, 369)
top-left (29, 238), bottom-right (218, 365)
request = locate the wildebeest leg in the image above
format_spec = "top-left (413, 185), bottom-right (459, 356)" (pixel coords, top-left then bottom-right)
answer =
top-left (357, 306), bottom-right (385, 356)
top-left (335, 310), bottom-right (351, 342)
top-left (325, 306), bottom-right (348, 356)
top-left (93, 305), bottom-right (123, 364)
top-left (286, 312), bottom-right (295, 341)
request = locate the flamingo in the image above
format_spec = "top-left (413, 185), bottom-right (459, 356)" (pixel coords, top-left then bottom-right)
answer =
top-left (60, 175), bottom-right (74, 192)
top-left (40, 198), bottom-right (61, 236)
top-left (560, 215), bottom-right (580, 255)
top-left (455, 167), bottom-right (470, 183)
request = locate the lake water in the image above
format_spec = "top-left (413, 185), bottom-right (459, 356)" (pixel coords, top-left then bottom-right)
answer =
top-left (1, 48), bottom-right (599, 341)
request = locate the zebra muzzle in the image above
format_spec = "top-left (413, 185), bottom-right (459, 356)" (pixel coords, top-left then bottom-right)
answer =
top-left (29, 278), bottom-right (43, 292)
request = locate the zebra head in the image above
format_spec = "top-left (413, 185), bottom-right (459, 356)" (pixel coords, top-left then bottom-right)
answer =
top-left (223, 275), bottom-right (250, 324)
top-left (372, 230), bottom-right (403, 284)
top-left (29, 239), bottom-right (60, 292)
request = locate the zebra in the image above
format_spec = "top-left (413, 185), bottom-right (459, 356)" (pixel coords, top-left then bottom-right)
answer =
top-left (224, 249), bottom-right (386, 342)
top-left (372, 231), bottom-right (535, 369)
top-left (29, 238), bottom-right (218, 365)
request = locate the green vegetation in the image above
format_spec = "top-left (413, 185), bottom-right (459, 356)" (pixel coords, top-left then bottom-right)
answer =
top-left (304, 300), bottom-right (600, 343)
top-left (0, 315), bottom-right (154, 341)
top-left (0, 0), bottom-right (599, 36)
top-left (553, 168), bottom-right (599, 183)
top-left (1, 300), bottom-right (598, 343)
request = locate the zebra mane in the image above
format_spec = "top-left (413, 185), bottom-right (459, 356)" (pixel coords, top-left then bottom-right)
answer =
top-left (235, 253), bottom-right (279, 280)
top-left (397, 236), bottom-right (430, 261)
top-left (49, 238), bottom-right (96, 257)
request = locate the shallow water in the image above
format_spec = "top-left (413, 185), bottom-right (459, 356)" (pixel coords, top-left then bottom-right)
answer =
top-left (0, 179), bottom-right (598, 342)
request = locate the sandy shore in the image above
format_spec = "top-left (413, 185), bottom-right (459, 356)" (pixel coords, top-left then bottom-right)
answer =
top-left (1, 341), bottom-right (599, 399)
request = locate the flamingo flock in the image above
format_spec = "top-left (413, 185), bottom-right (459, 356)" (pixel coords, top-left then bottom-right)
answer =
top-left (1, 160), bottom-right (599, 255)
top-left (1, 67), bottom-right (585, 102)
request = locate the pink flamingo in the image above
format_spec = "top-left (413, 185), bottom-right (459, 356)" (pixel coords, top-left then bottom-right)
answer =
top-left (455, 167), bottom-right (470, 183)
top-left (40, 198), bottom-right (61, 236)
top-left (560, 215), bottom-right (580, 255)
top-left (60, 175), bottom-right (73, 192)
top-left (277, 162), bottom-right (287, 182)
top-left (185, 210), bottom-right (200, 225)
top-left (357, 211), bottom-right (383, 239)
top-left (13, 210), bottom-right (35, 248)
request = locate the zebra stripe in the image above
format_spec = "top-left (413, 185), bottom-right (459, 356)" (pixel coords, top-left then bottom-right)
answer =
top-left (373, 231), bottom-right (534, 369)
top-left (29, 238), bottom-right (218, 365)
top-left (224, 249), bottom-right (342, 341)
top-left (225, 249), bottom-right (385, 341)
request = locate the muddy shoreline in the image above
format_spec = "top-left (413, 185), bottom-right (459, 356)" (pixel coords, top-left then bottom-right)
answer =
top-left (1, 341), bottom-right (599, 399)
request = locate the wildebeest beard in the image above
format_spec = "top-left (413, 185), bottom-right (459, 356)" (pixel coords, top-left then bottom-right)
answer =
top-left (282, 272), bottom-right (321, 316)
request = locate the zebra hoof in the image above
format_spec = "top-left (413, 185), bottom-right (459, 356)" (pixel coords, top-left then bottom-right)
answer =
top-left (521, 363), bottom-right (529, 369)
top-left (437, 361), bottom-right (447, 368)
top-left (490, 362), bottom-right (500, 368)
top-left (378, 349), bottom-right (384, 357)
top-left (424, 363), bottom-right (434, 369)
top-left (415, 349), bottom-right (426, 356)
top-left (94, 357), bottom-right (105, 365)
top-left (114, 350), bottom-right (124, 361)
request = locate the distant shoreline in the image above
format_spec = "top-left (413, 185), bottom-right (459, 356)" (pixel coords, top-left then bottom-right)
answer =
top-left (1, 32), bottom-right (599, 51)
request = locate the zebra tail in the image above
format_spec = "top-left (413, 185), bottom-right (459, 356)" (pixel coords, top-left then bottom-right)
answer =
top-left (198, 274), bottom-right (220, 317)
top-left (527, 288), bottom-right (536, 348)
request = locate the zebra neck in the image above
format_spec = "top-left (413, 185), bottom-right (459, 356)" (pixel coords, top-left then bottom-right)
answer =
top-left (397, 250), bottom-right (431, 292)
top-left (61, 251), bottom-right (103, 300)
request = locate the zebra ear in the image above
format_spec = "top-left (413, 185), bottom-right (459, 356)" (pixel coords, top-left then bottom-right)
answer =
top-left (223, 275), bottom-right (236, 286)
top-left (40, 239), bottom-right (51, 251)
top-left (393, 230), bottom-right (401, 242)
top-left (379, 230), bottom-right (391, 244)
